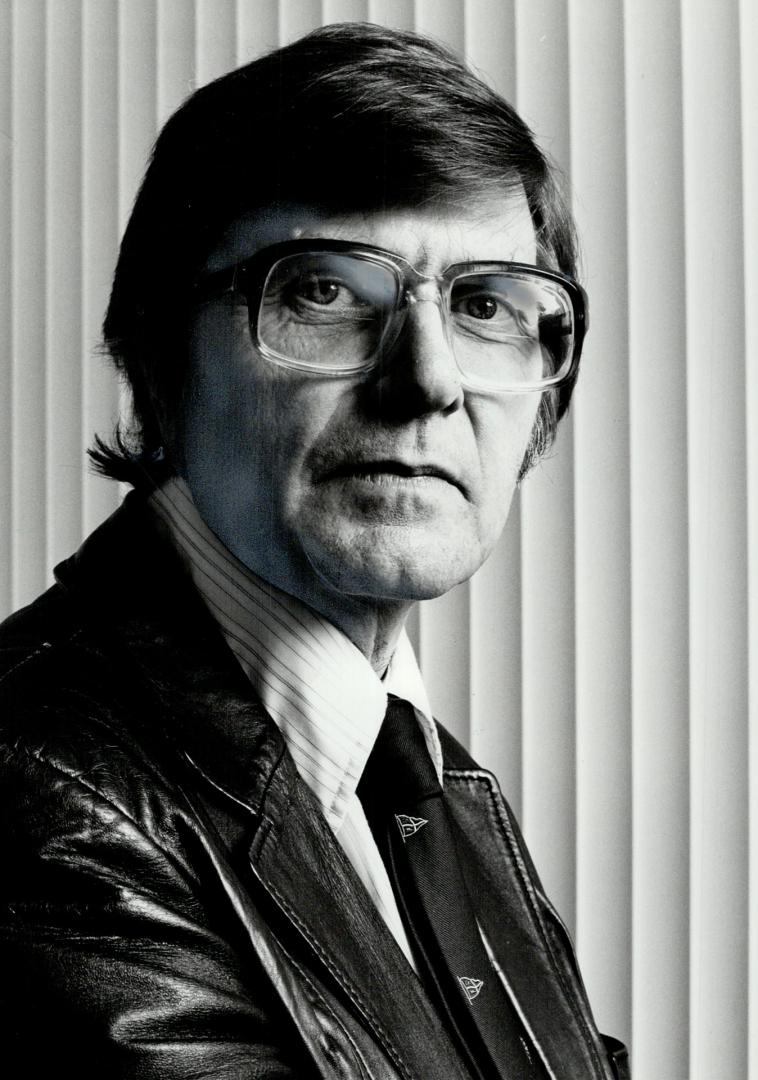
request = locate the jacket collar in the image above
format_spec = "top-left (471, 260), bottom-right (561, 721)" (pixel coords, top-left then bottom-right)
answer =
top-left (57, 492), bottom-right (286, 815)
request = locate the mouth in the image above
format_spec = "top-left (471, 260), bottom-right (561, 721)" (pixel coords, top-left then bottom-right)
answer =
top-left (324, 460), bottom-right (463, 492)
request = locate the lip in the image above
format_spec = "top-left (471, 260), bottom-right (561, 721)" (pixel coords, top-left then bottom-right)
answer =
top-left (323, 459), bottom-right (464, 493)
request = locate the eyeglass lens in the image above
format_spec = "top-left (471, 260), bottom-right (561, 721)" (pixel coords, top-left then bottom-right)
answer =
top-left (257, 252), bottom-right (574, 389)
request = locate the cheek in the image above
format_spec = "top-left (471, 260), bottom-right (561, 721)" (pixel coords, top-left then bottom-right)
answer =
top-left (474, 396), bottom-right (541, 499)
top-left (180, 306), bottom-right (277, 504)
top-left (182, 319), bottom-right (355, 526)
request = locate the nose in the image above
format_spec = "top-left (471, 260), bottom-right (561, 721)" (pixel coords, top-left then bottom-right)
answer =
top-left (365, 298), bottom-right (465, 419)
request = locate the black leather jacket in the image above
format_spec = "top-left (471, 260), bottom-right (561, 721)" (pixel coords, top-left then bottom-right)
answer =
top-left (0, 494), bottom-right (628, 1078)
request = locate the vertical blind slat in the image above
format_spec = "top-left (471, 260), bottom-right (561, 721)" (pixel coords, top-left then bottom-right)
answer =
top-left (236, 0), bottom-right (279, 65)
top-left (515, 0), bottom-right (576, 933)
top-left (157, 0), bottom-right (195, 125)
top-left (81, 0), bottom-right (120, 538)
top-left (195, 0), bottom-right (236, 87)
top-left (625, 2), bottom-right (690, 1074)
top-left (0, 0), bottom-right (12, 613)
top-left (11, 0), bottom-right (47, 610)
top-left (682, 1), bottom-right (749, 1076)
top-left (278, 0), bottom-right (322, 46)
top-left (743, 0), bottom-right (758, 1072)
top-left (568, 0), bottom-right (632, 1045)
top-left (366, 0), bottom-right (414, 28)
top-left (413, 0), bottom-right (464, 47)
top-left (514, 0), bottom-right (570, 167)
top-left (322, 0), bottom-right (370, 24)
top-left (117, 1), bottom-right (156, 234)
top-left (464, 0), bottom-right (515, 102)
top-left (46, 0), bottom-right (83, 575)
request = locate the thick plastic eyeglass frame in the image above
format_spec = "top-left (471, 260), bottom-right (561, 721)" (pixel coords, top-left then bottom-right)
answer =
top-left (195, 238), bottom-right (588, 394)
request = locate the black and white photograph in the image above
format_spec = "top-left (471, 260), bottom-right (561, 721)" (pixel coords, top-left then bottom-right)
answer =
top-left (0, 2), bottom-right (754, 1077)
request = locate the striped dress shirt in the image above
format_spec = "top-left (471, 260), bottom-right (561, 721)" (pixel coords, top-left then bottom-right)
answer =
top-left (149, 476), bottom-right (443, 967)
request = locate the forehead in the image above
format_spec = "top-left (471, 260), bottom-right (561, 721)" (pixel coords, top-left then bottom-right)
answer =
top-left (205, 190), bottom-right (537, 274)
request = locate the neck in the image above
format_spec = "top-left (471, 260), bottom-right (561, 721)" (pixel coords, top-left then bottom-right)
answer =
top-left (318, 596), bottom-right (413, 675)
top-left (279, 574), bottom-right (413, 673)
top-left (259, 538), bottom-right (416, 674)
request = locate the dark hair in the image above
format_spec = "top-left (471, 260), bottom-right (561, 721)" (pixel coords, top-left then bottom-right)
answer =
top-left (91, 22), bottom-right (580, 486)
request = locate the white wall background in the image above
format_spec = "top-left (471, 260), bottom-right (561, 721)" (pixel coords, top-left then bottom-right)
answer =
top-left (1, 2), bottom-right (755, 1077)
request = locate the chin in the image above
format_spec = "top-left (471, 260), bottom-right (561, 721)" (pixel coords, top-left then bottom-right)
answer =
top-left (306, 530), bottom-right (482, 604)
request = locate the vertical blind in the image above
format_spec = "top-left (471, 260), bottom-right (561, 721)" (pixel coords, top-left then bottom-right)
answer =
top-left (1, 2), bottom-right (754, 1076)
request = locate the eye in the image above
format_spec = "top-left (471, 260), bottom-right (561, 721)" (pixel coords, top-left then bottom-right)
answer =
top-left (461, 294), bottom-right (500, 320)
top-left (450, 276), bottom-right (542, 344)
top-left (292, 275), bottom-right (348, 306)
top-left (451, 287), bottom-right (520, 331)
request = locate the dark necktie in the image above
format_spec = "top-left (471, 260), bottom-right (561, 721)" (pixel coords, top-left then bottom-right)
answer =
top-left (357, 696), bottom-right (541, 1080)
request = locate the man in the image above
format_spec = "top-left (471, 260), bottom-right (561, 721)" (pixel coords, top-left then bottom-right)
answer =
top-left (0, 23), bottom-right (627, 1080)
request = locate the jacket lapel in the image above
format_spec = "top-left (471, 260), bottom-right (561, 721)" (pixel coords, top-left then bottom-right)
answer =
top-left (444, 766), bottom-right (613, 1080)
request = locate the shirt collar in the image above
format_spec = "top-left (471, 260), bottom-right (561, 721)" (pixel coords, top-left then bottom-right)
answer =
top-left (149, 476), bottom-right (442, 833)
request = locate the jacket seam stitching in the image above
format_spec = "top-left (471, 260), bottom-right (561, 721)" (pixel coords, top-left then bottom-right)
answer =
top-left (8, 741), bottom-right (196, 883)
top-left (183, 750), bottom-right (259, 817)
top-left (262, 879), bottom-right (414, 1080)
top-left (0, 630), bottom-right (82, 689)
top-left (284, 949), bottom-right (376, 1080)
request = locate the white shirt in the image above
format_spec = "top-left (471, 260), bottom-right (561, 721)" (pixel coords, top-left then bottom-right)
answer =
top-left (149, 476), bottom-right (442, 967)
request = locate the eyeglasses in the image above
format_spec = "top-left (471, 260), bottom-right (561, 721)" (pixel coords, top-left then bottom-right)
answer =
top-left (196, 239), bottom-right (587, 393)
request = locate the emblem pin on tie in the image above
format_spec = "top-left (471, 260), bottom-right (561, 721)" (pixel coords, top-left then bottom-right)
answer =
top-left (394, 813), bottom-right (428, 840)
top-left (457, 976), bottom-right (484, 1002)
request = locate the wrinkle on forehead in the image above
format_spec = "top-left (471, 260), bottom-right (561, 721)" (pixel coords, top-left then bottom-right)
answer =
top-left (205, 188), bottom-right (537, 275)
top-left (307, 195), bottom-right (536, 271)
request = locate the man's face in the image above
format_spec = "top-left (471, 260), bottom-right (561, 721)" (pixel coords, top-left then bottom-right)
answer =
top-left (179, 193), bottom-right (540, 613)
